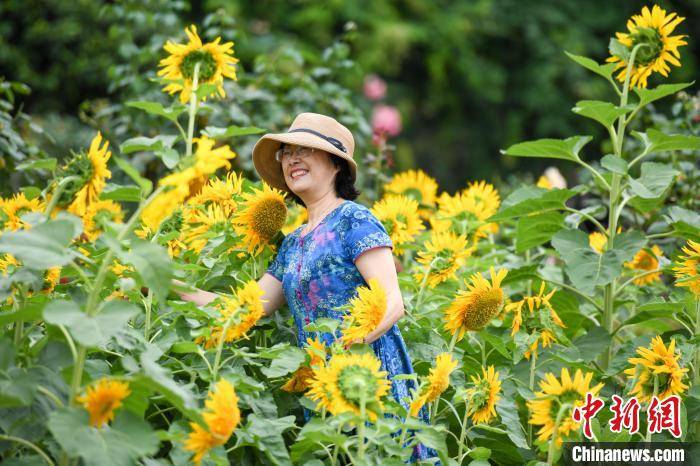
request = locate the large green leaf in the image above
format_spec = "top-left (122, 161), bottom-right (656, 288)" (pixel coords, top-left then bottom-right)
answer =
top-left (259, 345), bottom-right (306, 378)
top-left (573, 326), bottom-right (611, 362)
top-left (564, 52), bottom-right (617, 80)
top-left (618, 301), bottom-right (684, 330)
top-left (572, 100), bottom-right (633, 128)
top-left (633, 82), bottom-right (693, 107)
top-left (16, 157), bottom-right (57, 171)
top-left (236, 414), bottom-right (296, 466)
top-left (515, 211), bottom-right (565, 252)
top-left (495, 396), bottom-right (529, 449)
top-left (113, 156), bottom-right (153, 196)
top-left (203, 125), bottom-right (266, 139)
top-left (100, 184), bottom-right (142, 202)
top-left (122, 239), bottom-right (172, 303)
top-left (0, 300), bottom-right (45, 325)
top-left (126, 100), bottom-right (186, 123)
top-left (291, 418), bottom-right (350, 462)
top-left (136, 346), bottom-right (199, 416)
top-left (665, 206), bottom-right (700, 241)
top-left (48, 408), bottom-right (159, 466)
top-left (611, 230), bottom-right (647, 263)
top-left (119, 135), bottom-right (180, 169)
top-left (600, 154), bottom-right (628, 175)
top-left (633, 128), bottom-right (700, 154)
top-left (489, 188), bottom-right (579, 222)
top-left (0, 218), bottom-right (76, 269)
top-left (0, 367), bottom-right (39, 407)
top-left (502, 136), bottom-right (592, 162)
top-left (43, 299), bottom-right (139, 347)
top-left (628, 162), bottom-right (679, 199)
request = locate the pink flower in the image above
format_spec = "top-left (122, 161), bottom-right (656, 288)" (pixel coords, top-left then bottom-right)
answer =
top-left (372, 105), bottom-right (402, 137)
top-left (363, 74), bottom-right (387, 101)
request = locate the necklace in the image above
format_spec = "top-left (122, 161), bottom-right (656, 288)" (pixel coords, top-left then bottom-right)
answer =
top-left (302, 199), bottom-right (343, 236)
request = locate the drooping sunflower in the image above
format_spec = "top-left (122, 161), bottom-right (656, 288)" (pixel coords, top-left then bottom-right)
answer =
top-left (199, 281), bottom-right (265, 349)
top-left (0, 192), bottom-right (45, 231)
top-left (371, 195), bottom-right (424, 254)
top-left (383, 169), bottom-right (438, 218)
top-left (528, 368), bottom-right (604, 446)
top-left (184, 379), bottom-right (240, 465)
top-left (158, 25), bottom-right (239, 104)
top-left (308, 353), bottom-right (390, 421)
top-left (409, 353), bottom-right (458, 417)
top-left (141, 136), bottom-right (236, 231)
top-left (76, 378), bottom-right (131, 428)
top-left (281, 203), bottom-right (308, 235)
top-left (673, 240), bottom-right (700, 297)
top-left (444, 267), bottom-right (508, 341)
top-left (63, 132), bottom-right (112, 217)
top-left (341, 278), bottom-right (387, 344)
top-left (624, 245), bottom-right (664, 285)
top-left (465, 365), bottom-right (501, 424)
top-left (414, 230), bottom-right (474, 287)
top-left (624, 336), bottom-right (688, 402)
top-left (233, 183), bottom-right (287, 256)
top-left (606, 5), bottom-right (687, 88)
top-left (81, 200), bottom-right (124, 241)
top-left (282, 337), bottom-right (327, 393)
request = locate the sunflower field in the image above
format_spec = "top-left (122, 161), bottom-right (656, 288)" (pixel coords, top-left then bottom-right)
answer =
top-left (1, 4), bottom-right (700, 466)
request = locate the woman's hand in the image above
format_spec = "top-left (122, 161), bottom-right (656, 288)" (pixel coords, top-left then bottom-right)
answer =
top-left (354, 247), bottom-right (406, 344)
top-left (171, 278), bottom-right (219, 307)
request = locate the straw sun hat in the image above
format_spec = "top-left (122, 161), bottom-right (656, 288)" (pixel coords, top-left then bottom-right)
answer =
top-left (252, 112), bottom-right (357, 191)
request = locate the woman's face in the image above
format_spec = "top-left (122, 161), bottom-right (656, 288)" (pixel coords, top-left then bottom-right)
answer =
top-left (280, 145), bottom-right (340, 198)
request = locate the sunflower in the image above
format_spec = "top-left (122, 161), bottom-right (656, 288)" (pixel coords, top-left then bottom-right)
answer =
top-left (371, 195), bottom-right (424, 254)
top-left (141, 136), bottom-right (236, 231)
top-left (158, 25), bottom-right (239, 103)
top-left (281, 203), bottom-right (308, 235)
top-left (308, 353), bottom-right (390, 421)
top-left (181, 203), bottom-right (233, 253)
top-left (673, 240), bottom-right (700, 297)
top-left (624, 245), bottom-right (664, 285)
top-left (384, 169), bottom-right (438, 218)
top-left (187, 172), bottom-right (244, 215)
top-left (282, 337), bottom-right (327, 393)
top-left (76, 378), bottom-right (131, 428)
top-left (528, 368), bottom-right (604, 446)
top-left (81, 200), bottom-right (124, 241)
top-left (0, 254), bottom-right (19, 276)
top-left (433, 188), bottom-right (496, 238)
top-left (63, 132), bottom-right (112, 217)
top-left (606, 5), bottom-right (687, 88)
top-left (233, 183), bottom-right (287, 256)
top-left (536, 175), bottom-right (552, 190)
top-left (0, 192), bottom-right (45, 231)
top-left (43, 267), bottom-right (61, 294)
top-left (409, 353), bottom-right (458, 417)
top-left (588, 231), bottom-right (608, 254)
top-left (624, 336), bottom-right (688, 402)
top-left (198, 281), bottom-right (265, 349)
top-left (184, 379), bottom-right (240, 465)
top-left (414, 230), bottom-right (474, 287)
top-left (465, 366), bottom-right (501, 424)
top-left (444, 267), bottom-right (508, 341)
top-left (341, 278), bottom-right (387, 344)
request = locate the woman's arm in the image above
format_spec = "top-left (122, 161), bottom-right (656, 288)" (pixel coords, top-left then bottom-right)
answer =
top-left (172, 274), bottom-right (286, 316)
top-left (354, 247), bottom-right (405, 344)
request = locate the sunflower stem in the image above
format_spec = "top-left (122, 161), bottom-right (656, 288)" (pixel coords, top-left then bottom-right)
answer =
top-left (44, 175), bottom-right (81, 218)
top-left (211, 312), bottom-right (234, 382)
top-left (546, 402), bottom-right (571, 465)
top-left (185, 63), bottom-right (200, 159)
top-left (694, 299), bottom-right (700, 385)
top-left (331, 421), bottom-right (343, 466)
top-left (457, 398), bottom-right (471, 463)
top-left (68, 346), bottom-right (87, 407)
top-left (528, 349), bottom-right (538, 445)
top-left (357, 396), bottom-right (367, 460)
top-left (645, 375), bottom-right (660, 443)
top-left (0, 434), bottom-right (55, 466)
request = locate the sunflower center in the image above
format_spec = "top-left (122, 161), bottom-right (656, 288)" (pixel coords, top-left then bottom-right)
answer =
top-left (250, 198), bottom-right (287, 241)
top-left (402, 187), bottom-right (424, 204)
top-left (464, 288), bottom-right (503, 330)
top-left (630, 27), bottom-right (664, 66)
top-left (637, 254), bottom-right (656, 269)
top-left (338, 365), bottom-right (378, 406)
top-left (56, 152), bottom-right (94, 206)
top-left (180, 49), bottom-right (218, 81)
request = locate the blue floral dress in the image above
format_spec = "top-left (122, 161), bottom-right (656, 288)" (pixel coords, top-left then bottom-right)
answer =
top-left (266, 200), bottom-right (433, 461)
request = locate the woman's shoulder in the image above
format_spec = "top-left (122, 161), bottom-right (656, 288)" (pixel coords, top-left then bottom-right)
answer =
top-left (337, 200), bottom-right (375, 220)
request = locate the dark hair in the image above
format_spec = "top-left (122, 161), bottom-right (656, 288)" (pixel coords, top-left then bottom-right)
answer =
top-left (282, 145), bottom-right (360, 205)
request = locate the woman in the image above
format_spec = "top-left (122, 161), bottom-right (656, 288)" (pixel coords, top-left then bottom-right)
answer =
top-left (176, 112), bottom-right (432, 460)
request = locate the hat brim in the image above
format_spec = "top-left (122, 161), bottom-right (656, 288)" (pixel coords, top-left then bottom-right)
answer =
top-left (252, 132), bottom-right (357, 192)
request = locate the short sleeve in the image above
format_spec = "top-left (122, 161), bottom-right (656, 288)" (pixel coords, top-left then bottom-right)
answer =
top-left (266, 234), bottom-right (293, 281)
top-left (341, 205), bottom-right (393, 262)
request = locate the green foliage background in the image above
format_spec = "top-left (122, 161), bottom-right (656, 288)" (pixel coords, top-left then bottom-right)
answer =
top-left (2, 0), bottom-right (698, 193)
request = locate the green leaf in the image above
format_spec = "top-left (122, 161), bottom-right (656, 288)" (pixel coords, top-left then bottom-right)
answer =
top-left (291, 418), bottom-right (350, 462)
top-left (0, 219), bottom-right (76, 269)
top-left (303, 317), bottom-right (340, 334)
top-left (600, 154), bottom-right (628, 175)
top-left (572, 100), bottom-right (633, 128)
top-left (0, 367), bottom-right (39, 407)
top-left (136, 346), bottom-right (199, 416)
top-left (16, 157), bottom-right (57, 171)
top-left (123, 239), bottom-right (172, 303)
top-left (19, 186), bottom-right (42, 200)
top-left (48, 408), bottom-right (159, 466)
top-left (489, 188), bottom-right (579, 222)
top-left (515, 212), bottom-right (565, 252)
top-left (113, 156), bottom-right (153, 196)
top-left (43, 300), bottom-right (139, 347)
top-left (610, 230), bottom-right (647, 263)
top-left (260, 346), bottom-right (306, 378)
top-left (629, 162), bottom-right (679, 199)
top-left (633, 82), bottom-right (693, 107)
top-left (0, 300), bottom-right (45, 326)
top-left (665, 206), bottom-right (700, 241)
top-left (564, 52), bottom-right (617, 80)
top-left (203, 125), bottom-right (266, 139)
top-left (633, 128), bottom-right (700, 154)
top-left (608, 38), bottom-right (630, 62)
top-left (120, 135), bottom-right (177, 155)
top-left (573, 326), bottom-right (611, 362)
top-left (501, 264), bottom-right (539, 285)
top-left (126, 100), bottom-right (185, 123)
top-left (236, 414), bottom-right (296, 466)
top-left (194, 83), bottom-right (220, 100)
top-left (502, 136), bottom-right (592, 162)
top-left (618, 301), bottom-right (684, 329)
top-left (100, 184), bottom-right (142, 202)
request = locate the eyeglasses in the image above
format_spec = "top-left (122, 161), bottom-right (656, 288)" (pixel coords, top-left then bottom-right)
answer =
top-left (275, 145), bottom-right (316, 163)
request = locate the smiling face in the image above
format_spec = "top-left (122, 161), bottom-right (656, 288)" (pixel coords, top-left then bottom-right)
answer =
top-left (280, 144), bottom-right (340, 201)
